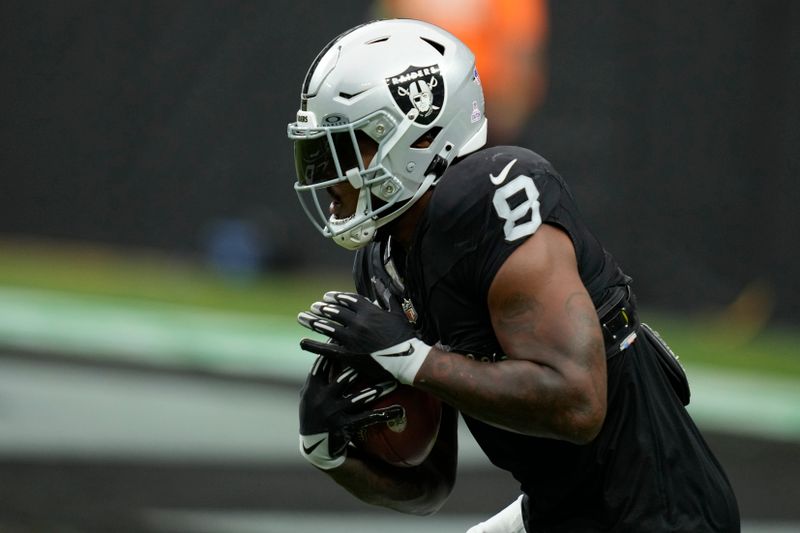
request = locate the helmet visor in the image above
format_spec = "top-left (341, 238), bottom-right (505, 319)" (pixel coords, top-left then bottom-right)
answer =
top-left (293, 130), bottom-right (362, 186)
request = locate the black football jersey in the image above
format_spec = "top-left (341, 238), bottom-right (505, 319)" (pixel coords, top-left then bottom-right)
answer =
top-left (401, 146), bottom-right (630, 354)
top-left (353, 146), bottom-right (739, 531)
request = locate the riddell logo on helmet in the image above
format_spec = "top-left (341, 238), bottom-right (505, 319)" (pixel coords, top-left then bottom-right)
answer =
top-left (385, 64), bottom-right (445, 126)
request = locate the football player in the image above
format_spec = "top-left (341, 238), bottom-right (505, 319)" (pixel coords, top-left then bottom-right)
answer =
top-left (290, 19), bottom-right (740, 532)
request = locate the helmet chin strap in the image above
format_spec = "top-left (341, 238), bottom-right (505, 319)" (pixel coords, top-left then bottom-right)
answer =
top-left (331, 171), bottom-right (438, 250)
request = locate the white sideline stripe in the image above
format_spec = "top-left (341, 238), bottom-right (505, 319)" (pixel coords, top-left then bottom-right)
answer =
top-left (1, 286), bottom-right (799, 440)
top-left (0, 285), bottom-right (314, 381)
top-left (685, 365), bottom-right (800, 442)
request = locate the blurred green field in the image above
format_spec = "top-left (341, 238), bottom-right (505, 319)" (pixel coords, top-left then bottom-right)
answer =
top-left (1, 238), bottom-right (799, 379)
top-left (0, 238), bottom-right (350, 316)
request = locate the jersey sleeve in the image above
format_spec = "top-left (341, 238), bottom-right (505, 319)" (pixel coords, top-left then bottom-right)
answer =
top-left (421, 146), bottom-right (565, 300)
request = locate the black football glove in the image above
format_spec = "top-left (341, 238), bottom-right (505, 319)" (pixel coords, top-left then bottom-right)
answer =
top-left (299, 355), bottom-right (404, 470)
top-left (297, 291), bottom-right (432, 385)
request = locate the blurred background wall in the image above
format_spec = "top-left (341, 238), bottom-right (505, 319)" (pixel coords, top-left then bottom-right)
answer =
top-left (1, 2), bottom-right (800, 532)
top-left (2, 0), bottom-right (798, 323)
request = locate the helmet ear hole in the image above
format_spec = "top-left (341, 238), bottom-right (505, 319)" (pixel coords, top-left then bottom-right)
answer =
top-left (410, 127), bottom-right (442, 149)
top-left (355, 130), bottom-right (379, 167)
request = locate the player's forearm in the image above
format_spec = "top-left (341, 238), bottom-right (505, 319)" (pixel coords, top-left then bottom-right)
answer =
top-left (324, 449), bottom-right (452, 515)
top-left (414, 348), bottom-right (604, 444)
top-left (321, 405), bottom-right (457, 515)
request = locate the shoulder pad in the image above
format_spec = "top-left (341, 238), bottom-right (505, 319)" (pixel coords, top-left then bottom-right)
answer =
top-left (420, 146), bottom-right (564, 284)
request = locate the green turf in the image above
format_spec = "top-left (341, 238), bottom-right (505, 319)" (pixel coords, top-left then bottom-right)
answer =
top-left (641, 313), bottom-right (800, 379)
top-left (0, 239), bottom-right (352, 317)
top-left (1, 238), bottom-right (799, 379)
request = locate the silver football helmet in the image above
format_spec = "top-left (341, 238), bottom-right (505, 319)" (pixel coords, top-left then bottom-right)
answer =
top-left (288, 19), bottom-right (487, 250)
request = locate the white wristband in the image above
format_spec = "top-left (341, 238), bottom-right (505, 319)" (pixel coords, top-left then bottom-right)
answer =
top-left (371, 337), bottom-right (432, 385)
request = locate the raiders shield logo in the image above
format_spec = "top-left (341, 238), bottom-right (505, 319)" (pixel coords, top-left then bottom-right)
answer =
top-left (385, 64), bottom-right (445, 125)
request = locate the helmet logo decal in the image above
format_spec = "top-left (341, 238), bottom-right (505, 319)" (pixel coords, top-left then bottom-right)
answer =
top-left (385, 64), bottom-right (445, 125)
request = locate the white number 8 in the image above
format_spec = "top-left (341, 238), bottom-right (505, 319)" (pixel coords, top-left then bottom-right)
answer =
top-left (492, 175), bottom-right (541, 241)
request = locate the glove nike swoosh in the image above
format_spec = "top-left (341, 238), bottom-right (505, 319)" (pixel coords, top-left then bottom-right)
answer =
top-left (372, 341), bottom-right (415, 357)
top-left (302, 438), bottom-right (325, 455)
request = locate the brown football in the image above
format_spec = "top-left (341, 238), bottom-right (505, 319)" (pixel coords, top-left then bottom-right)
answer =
top-left (352, 384), bottom-right (442, 467)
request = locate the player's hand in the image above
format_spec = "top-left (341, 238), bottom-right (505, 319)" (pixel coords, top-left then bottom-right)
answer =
top-left (297, 291), bottom-right (432, 385)
top-left (299, 355), bottom-right (404, 470)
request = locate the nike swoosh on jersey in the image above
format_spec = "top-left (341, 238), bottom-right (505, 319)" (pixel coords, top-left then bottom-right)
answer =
top-left (302, 437), bottom-right (325, 455)
top-left (489, 158), bottom-right (518, 185)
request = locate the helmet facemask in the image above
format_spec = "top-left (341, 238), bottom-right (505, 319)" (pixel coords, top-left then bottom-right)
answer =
top-left (290, 112), bottom-right (410, 250)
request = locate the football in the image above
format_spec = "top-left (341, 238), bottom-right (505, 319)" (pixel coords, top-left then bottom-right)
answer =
top-left (352, 383), bottom-right (442, 467)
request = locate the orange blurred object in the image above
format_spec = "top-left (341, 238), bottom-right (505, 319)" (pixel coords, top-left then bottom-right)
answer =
top-left (379, 0), bottom-right (549, 143)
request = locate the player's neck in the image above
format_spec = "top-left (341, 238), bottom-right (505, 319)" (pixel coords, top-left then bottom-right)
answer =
top-left (388, 190), bottom-right (433, 251)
